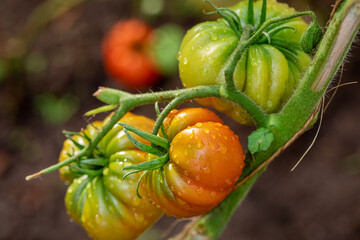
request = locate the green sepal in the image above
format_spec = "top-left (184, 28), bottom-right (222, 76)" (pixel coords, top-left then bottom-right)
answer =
top-left (84, 104), bottom-right (118, 117)
top-left (122, 154), bottom-right (169, 173)
top-left (122, 128), bottom-right (165, 156)
top-left (70, 165), bottom-right (103, 176)
top-left (66, 136), bottom-right (85, 150)
top-left (119, 123), bottom-right (170, 150)
top-left (248, 127), bottom-right (274, 154)
top-left (247, 0), bottom-right (254, 26)
top-left (204, 0), bottom-right (241, 37)
top-left (79, 158), bottom-right (108, 167)
top-left (301, 21), bottom-right (323, 55)
top-left (259, 0), bottom-right (267, 26)
top-left (135, 171), bottom-right (148, 199)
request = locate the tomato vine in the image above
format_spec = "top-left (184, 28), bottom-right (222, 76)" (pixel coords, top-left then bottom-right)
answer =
top-left (25, 0), bottom-right (360, 239)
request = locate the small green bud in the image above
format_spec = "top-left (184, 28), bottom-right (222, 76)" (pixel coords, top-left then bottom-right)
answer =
top-left (301, 21), bottom-right (323, 55)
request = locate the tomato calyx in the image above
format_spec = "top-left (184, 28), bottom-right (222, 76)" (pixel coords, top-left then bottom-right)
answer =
top-left (118, 122), bottom-right (170, 198)
top-left (63, 130), bottom-right (108, 177)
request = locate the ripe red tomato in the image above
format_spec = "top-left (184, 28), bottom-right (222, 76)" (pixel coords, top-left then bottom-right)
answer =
top-left (102, 19), bottom-right (160, 89)
top-left (144, 108), bottom-right (246, 218)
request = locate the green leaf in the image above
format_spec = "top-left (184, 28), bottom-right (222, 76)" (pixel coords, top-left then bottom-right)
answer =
top-left (123, 128), bottom-right (164, 156)
top-left (119, 123), bottom-right (170, 149)
top-left (248, 128), bottom-right (274, 154)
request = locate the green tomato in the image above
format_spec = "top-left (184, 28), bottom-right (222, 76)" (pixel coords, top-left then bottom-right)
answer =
top-left (59, 113), bottom-right (163, 240)
top-left (178, 0), bottom-right (311, 125)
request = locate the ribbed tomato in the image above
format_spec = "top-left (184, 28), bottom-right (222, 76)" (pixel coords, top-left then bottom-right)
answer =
top-left (178, 0), bottom-right (311, 125)
top-left (58, 112), bottom-right (163, 240)
top-left (143, 108), bottom-right (245, 218)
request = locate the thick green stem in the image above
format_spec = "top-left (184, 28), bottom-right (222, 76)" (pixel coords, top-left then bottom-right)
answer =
top-left (175, 0), bottom-right (360, 239)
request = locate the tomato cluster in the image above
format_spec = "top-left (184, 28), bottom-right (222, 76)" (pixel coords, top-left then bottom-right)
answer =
top-left (143, 108), bottom-right (245, 218)
top-left (59, 113), bottom-right (163, 240)
top-left (178, 0), bottom-right (311, 125)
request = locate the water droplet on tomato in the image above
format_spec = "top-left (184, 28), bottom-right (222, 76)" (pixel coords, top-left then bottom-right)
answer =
top-left (195, 175), bottom-right (201, 181)
top-left (225, 178), bottom-right (232, 185)
top-left (210, 32), bottom-right (218, 41)
top-left (201, 166), bottom-right (211, 174)
top-left (183, 58), bottom-right (188, 65)
top-left (195, 122), bottom-right (203, 127)
top-left (95, 214), bottom-right (102, 224)
top-left (195, 140), bottom-right (204, 149)
top-left (203, 128), bottom-right (210, 134)
top-left (205, 47), bottom-right (210, 51)
top-left (197, 187), bottom-right (204, 194)
top-left (220, 145), bottom-right (228, 154)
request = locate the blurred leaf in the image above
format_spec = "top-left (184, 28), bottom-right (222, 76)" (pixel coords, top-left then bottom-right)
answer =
top-left (140, 0), bottom-right (164, 16)
top-left (152, 24), bottom-right (184, 76)
top-left (34, 93), bottom-right (79, 125)
top-left (25, 51), bottom-right (47, 74)
top-left (0, 59), bottom-right (9, 84)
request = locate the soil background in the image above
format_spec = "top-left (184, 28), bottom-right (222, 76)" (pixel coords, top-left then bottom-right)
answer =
top-left (0, 0), bottom-right (359, 239)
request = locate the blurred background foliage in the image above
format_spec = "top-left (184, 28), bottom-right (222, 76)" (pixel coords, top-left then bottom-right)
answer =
top-left (0, 0), bottom-right (359, 239)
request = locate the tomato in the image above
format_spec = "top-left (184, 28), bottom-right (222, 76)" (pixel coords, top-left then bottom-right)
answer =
top-left (143, 108), bottom-right (245, 218)
top-left (102, 19), bottom-right (160, 89)
top-left (178, 0), bottom-right (312, 125)
top-left (58, 112), bottom-right (163, 240)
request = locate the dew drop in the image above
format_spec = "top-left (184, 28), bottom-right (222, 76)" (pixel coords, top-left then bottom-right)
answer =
top-left (203, 128), bottom-right (210, 134)
top-left (195, 122), bottom-right (203, 127)
top-left (189, 133), bottom-right (194, 139)
top-left (211, 134), bottom-right (216, 139)
top-left (202, 166), bottom-right (211, 174)
top-left (220, 145), bottom-right (228, 154)
top-left (225, 178), bottom-right (232, 185)
top-left (210, 32), bottom-right (218, 41)
top-left (183, 58), bottom-right (188, 65)
top-left (197, 187), bottom-right (204, 194)
top-left (205, 47), bottom-right (210, 51)
top-left (195, 140), bottom-right (204, 149)
top-left (95, 214), bottom-right (102, 224)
